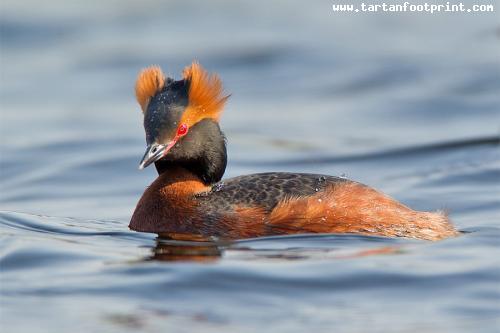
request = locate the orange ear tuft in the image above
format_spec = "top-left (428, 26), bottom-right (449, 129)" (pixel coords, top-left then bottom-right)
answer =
top-left (181, 62), bottom-right (229, 124)
top-left (135, 66), bottom-right (166, 112)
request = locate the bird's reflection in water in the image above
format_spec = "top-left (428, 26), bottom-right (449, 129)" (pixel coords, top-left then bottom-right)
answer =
top-left (149, 238), bottom-right (226, 262)
top-left (147, 235), bottom-right (403, 262)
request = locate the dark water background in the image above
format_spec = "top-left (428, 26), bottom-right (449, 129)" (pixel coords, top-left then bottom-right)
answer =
top-left (1, 1), bottom-right (499, 332)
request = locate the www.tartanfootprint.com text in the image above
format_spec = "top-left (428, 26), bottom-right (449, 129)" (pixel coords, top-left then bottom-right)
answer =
top-left (331, 2), bottom-right (495, 14)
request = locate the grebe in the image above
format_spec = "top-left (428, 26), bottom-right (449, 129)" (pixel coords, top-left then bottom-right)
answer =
top-left (129, 62), bottom-right (458, 241)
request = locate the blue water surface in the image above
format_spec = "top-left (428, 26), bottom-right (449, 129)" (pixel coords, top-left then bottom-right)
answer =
top-left (1, 1), bottom-right (499, 332)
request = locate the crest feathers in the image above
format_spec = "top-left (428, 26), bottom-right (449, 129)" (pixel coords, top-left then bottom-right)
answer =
top-left (135, 66), bottom-right (166, 112)
top-left (182, 62), bottom-right (229, 121)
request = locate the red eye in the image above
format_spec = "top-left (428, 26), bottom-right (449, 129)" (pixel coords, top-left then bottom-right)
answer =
top-left (177, 124), bottom-right (188, 136)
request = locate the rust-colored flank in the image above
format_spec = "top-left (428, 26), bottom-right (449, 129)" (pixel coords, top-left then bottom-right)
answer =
top-left (268, 182), bottom-right (456, 240)
top-left (129, 61), bottom-right (459, 242)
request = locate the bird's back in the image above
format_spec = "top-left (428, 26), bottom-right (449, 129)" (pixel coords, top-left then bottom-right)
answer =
top-left (190, 172), bottom-right (457, 241)
top-left (195, 172), bottom-right (348, 213)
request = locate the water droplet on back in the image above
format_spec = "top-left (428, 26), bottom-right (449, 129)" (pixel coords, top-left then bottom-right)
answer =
top-left (213, 182), bottom-right (225, 192)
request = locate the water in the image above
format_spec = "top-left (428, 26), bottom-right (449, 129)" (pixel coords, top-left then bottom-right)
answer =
top-left (1, 1), bottom-right (500, 332)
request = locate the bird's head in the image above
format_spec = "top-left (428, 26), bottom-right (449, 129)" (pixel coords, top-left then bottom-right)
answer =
top-left (135, 62), bottom-right (229, 174)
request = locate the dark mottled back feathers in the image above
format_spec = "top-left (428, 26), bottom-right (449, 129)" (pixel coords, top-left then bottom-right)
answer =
top-left (195, 172), bottom-right (347, 212)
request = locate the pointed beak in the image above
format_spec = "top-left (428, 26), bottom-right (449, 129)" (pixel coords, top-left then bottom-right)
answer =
top-left (138, 143), bottom-right (168, 170)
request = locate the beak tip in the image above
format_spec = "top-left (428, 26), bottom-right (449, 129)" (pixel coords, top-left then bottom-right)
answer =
top-left (138, 142), bottom-right (171, 171)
